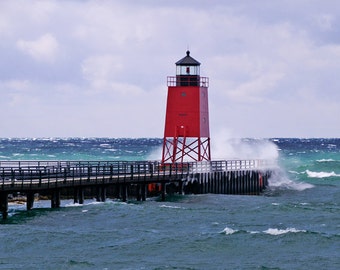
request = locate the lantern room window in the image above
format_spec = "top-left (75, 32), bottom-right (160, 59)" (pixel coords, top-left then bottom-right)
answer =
top-left (176, 65), bottom-right (200, 76)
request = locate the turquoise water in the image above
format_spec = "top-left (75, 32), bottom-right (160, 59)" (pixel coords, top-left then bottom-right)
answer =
top-left (0, 138), bottom-right (339, 270)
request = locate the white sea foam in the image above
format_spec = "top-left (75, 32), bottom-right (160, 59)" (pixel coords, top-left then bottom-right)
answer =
top-left (64, 200), bottom-right (105, 208)
top-left (288, 170), bottom-right (300, 175)
top-left (86, 201), bottom-right (106, 206)
top-left (268, 168), bottom-right (314, 191)
top-left (263, 228), bottom-right (306, 235)
top-left (249, 230), bottom-right (261, 234)
top-left (64, 199), bottom-right (128, 208)
top-left (104, 148), bottom-right (117, 152)
top-left (306, 170), bottom-right (340, 178)
top-left (65, 202), bottom-right (83, 207)
top-left (99, 143), bottom-right (111, 147)
top-left (221, 226), bottom-right (238, 235)
top-left (160, 204), bottom-right (182, 209)
top-left (317, 159), bottom-right (335, 162)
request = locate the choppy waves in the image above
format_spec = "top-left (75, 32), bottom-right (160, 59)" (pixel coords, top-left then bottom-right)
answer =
top-left (0, 137), bottom-right (162, 161)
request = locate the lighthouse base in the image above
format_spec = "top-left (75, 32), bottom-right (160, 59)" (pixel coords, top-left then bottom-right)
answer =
top-left (162, 137), bottom-right (211, 163)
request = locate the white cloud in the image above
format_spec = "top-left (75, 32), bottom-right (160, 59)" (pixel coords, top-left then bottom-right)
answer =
top-left (227, 72), bottom-right (285, 103)
top-left (81, 55), bottom-right (144, 97)
top-left (1, 0), bottom-right (340, 138)
top-left (82, 55), bottom-right (123, 84)
top-left (16, 33), bottom-right (59, 63)
top-left (315, 14), bottom-right (335, 31)
top-left (1, 79), bottom-right (31, 91)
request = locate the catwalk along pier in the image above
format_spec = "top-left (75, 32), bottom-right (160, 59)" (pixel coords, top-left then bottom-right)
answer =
top-left (0, 160), bottom-right (273, 219)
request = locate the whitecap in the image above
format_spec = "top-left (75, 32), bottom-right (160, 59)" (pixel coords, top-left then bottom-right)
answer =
top-left (288, 170), bottom-right (300, 175)
top-left (159, 204), bottom-right (182, 209)
top-left (327, 144), bottom-right (337, 149)
top-left (263, 228), bottom-right (306, 235)
top-left (220, 226), bottom-right (238, 235)
top-left (104, 149), bottom-right (117, 152)
top-left (65, 202), bottom-right (83, 207)
top-left (306, 170), bottom-right (340, 178)
top-left (65, 199), bottom-right (122, 208)
top-left (99, 143), bottom-right (111, 147)
top-left (249, 231), bottom-right (261, 234)
top-left (316, 159), bottom-right (335, 162)
top-left (86, 201), bottom-right (106, 206)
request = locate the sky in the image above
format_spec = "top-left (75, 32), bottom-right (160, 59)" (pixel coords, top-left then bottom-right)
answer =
top-left (1, 0), bottom-right (340, 139)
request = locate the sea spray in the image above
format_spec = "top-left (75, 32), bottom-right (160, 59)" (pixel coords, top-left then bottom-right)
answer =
top-left (267, 167), bottom-right (314, 191)
top-left (211, 130), bottom-right (279, 160)
top-left (209, 134), bottom-right (315, 192)
top-left (146, 146), bottom-right (163, 161)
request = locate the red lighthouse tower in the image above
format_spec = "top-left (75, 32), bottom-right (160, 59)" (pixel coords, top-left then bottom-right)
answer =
top-left (161, 51), bottom-right (211, 164)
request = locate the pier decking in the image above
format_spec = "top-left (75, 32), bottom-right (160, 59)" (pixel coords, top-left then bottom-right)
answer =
top-left (0, 160), bottom-right (273, 219)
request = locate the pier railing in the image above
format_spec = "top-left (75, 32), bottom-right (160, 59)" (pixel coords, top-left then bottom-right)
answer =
top-left (0, 159), bottom-right (274, 191)
top-left (192, 159), bottom-right (275, 173)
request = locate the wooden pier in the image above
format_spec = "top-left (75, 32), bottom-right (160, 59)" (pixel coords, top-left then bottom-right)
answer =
top-left (0, 160), bottom-right (273, 219)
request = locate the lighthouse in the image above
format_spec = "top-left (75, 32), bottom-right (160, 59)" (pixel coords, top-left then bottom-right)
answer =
top-left (161, 51), bottom-right (211, 164)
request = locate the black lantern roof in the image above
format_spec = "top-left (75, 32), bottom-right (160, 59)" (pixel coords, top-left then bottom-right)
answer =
top-left (175, 51), bottom-right (201, 66)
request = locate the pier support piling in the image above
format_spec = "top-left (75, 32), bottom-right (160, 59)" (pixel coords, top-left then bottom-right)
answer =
top-left (136, 184), bottom-right (142, 201)
top-left (121, 184), bottom-right (127, 202)
top-left (73, 187), bottom-right (84, 204)
top-left (51, 189), bottom-right (60, 208)
top-left (141, 184), bottom-right (146, 201)
top-left (101, 186), bottom-right (106, 202)
top-left (96, 187), bottom-right (101, 202)
top-left (182, 169), bottom-right (269, 196)
top-left (161, 182), bottom-right (166, 201)
top-left (96, 186), bottom-right (106, 202)
top-left (26, 192), bottom-right (35, 211)
top-left (0, 192), bottom-right (8, 219)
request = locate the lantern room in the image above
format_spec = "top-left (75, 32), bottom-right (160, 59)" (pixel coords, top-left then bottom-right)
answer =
top-left (175, 50), bottom-right (201, 86)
